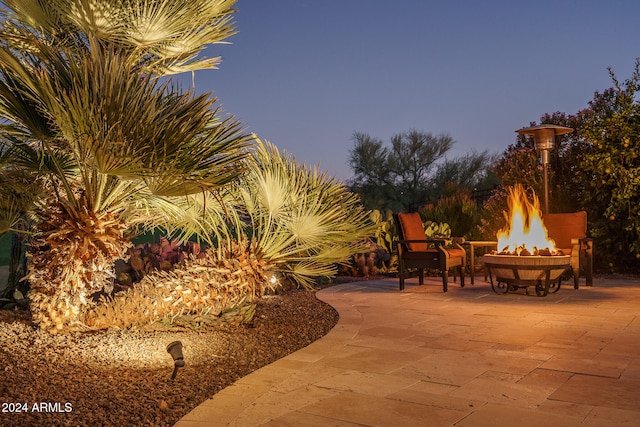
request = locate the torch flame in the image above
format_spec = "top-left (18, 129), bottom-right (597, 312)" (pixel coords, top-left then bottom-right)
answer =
top-left (496, 184), bottom-right (556, 255)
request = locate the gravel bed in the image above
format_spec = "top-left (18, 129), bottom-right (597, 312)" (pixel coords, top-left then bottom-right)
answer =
top-left (0, 286), bottom-right (339, 426)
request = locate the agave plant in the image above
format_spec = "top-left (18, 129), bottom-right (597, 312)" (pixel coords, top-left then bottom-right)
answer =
top-left (233, 139), bottom-right (376, 288)
top-left (0, 0), bottom-right (252, 331)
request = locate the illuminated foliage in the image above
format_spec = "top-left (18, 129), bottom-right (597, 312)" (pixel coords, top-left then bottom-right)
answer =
top-left (0, 0), bottom-right (252, 331)
top-left (0, 1), bottom-right (377, 331)
top-left (575, 60), bottom-right (640, 271)
top-left (234, 139), bottom-right (375, 288)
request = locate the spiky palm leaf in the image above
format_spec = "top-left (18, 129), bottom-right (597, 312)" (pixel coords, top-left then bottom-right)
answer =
top-left (235, 139), bottom-right (375, 287)
top-left (132, 189), bottom-right (244, 249)
top-left (3, 0), bottom-right (237, 75)
top-left (0, 137), bottom-right (41, 237)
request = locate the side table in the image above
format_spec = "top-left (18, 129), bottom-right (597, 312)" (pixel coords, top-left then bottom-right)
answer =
top-left (464, 241), bottom-right (498, 285)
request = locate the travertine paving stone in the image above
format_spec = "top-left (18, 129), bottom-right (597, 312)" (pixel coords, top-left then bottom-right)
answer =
top-left (175, 276), bottom-right (640, 426)
top-left (550, 375), bottom-right (640, 411)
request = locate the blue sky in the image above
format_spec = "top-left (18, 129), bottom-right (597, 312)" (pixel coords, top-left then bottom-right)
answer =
top-left (179, 1), bottom-right (640, 182)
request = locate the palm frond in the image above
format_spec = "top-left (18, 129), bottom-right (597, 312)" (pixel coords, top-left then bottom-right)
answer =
top-left (66, 0), bottom-right (124, 39)
top-left (236, 138), bottom-right (375, 286)
top-left (2, 37), bottom-right (251, 210)
top-left (3, 0), bottom-right (63, 32)
top-left (129, 189), bottom-right (242, 248)
top-left (0, 49), bottom-right (56, 140)
top-left (0, 138), bottom-right (42, 236)
top-left (3, 0), bottom-right (238, 76)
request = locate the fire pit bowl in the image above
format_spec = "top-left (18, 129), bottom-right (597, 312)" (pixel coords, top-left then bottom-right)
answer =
top-left (484, 254), bottom-right (571, 297)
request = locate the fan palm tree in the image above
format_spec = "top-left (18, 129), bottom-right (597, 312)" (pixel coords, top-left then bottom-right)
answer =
top-left (0, 0), bottom-right (252, 331)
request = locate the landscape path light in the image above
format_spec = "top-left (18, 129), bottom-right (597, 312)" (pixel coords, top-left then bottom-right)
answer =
top-left (166, 341), bottom-right (185, 380)
top-left (516, 124), bottom-right (573, 213)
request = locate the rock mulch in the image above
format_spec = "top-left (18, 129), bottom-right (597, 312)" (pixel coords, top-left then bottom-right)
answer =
top-left (0, 286), bottom-right (339, 426)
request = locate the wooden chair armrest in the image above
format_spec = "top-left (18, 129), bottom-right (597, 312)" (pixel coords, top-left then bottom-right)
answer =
top-left (452, 237), bottom-right (466, 245)
top-left (571, 236), bottom-right (593, 244)
top-left (438, 239), bottom-right (466, 262)
top-left (580, 237), bottom-right (594, 251)
top-left (397, 238), bottom-right (466, 252)
top-left (570, 237), bottom-right (593, 252)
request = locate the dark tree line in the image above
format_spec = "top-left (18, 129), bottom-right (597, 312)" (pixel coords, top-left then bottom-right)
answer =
top-left (348, 129), bottom-right (497, 212)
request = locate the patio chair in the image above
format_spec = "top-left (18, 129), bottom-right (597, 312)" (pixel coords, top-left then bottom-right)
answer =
top-left (394, 212), bottom-right (466, 292)
top-left (542, 211), bottom-right (593, 288)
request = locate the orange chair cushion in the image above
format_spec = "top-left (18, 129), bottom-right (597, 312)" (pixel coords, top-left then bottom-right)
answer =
top-left (397, 212), bottom-right (428, 252)
top-left (443, 248), bottom-right (465, 259)
top-left (542, 211), bottom-right (587, 251)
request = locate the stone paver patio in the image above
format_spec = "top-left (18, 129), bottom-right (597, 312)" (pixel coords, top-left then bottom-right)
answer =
top-left (175, 275), bottom-right (640, 426)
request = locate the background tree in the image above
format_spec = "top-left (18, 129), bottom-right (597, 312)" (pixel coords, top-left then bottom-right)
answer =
top-left (347, 132), bottom-right (396, 210)
top-left (430, 151), bottom-right (498, 201)
top-left (575, 60), bottom-right (640, 272)
top-left (349, 129), bottom-right (494, 212)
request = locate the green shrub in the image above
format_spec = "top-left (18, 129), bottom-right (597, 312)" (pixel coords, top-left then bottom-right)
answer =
top-left (419, 185), bottom-right (479, 239)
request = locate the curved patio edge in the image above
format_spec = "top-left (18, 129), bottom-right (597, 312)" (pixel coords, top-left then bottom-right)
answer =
top-left (173, 281), bottom-right (369, 426)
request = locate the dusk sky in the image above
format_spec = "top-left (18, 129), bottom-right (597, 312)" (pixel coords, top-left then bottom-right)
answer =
top-left (179, 1), bottom-right (640, 182)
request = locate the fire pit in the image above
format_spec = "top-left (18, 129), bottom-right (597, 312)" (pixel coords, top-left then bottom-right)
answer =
top-left (485, 253), bottom-right (570, 296)
top-left (487, 184), bottom-right (571, 297)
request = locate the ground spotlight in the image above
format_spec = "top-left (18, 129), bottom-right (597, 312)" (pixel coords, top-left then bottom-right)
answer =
top-left (166, 341), bottom-right (185, 380)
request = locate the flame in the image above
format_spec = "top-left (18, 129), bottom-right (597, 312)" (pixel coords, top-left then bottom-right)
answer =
top-left (496, 184), bottom-right (556, 255)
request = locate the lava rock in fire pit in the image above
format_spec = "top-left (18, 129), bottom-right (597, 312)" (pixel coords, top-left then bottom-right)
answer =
top-left (494, 247), bottom-right (566, 257)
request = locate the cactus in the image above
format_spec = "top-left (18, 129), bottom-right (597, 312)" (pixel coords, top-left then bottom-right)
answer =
top-left (370, 209), bottom-right (396, 254)
top-left (347, 209), bottom-right (396, 276)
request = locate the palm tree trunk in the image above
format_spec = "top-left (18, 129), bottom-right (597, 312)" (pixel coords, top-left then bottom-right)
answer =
top-left (27, 202), bottom-right (132, 332)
